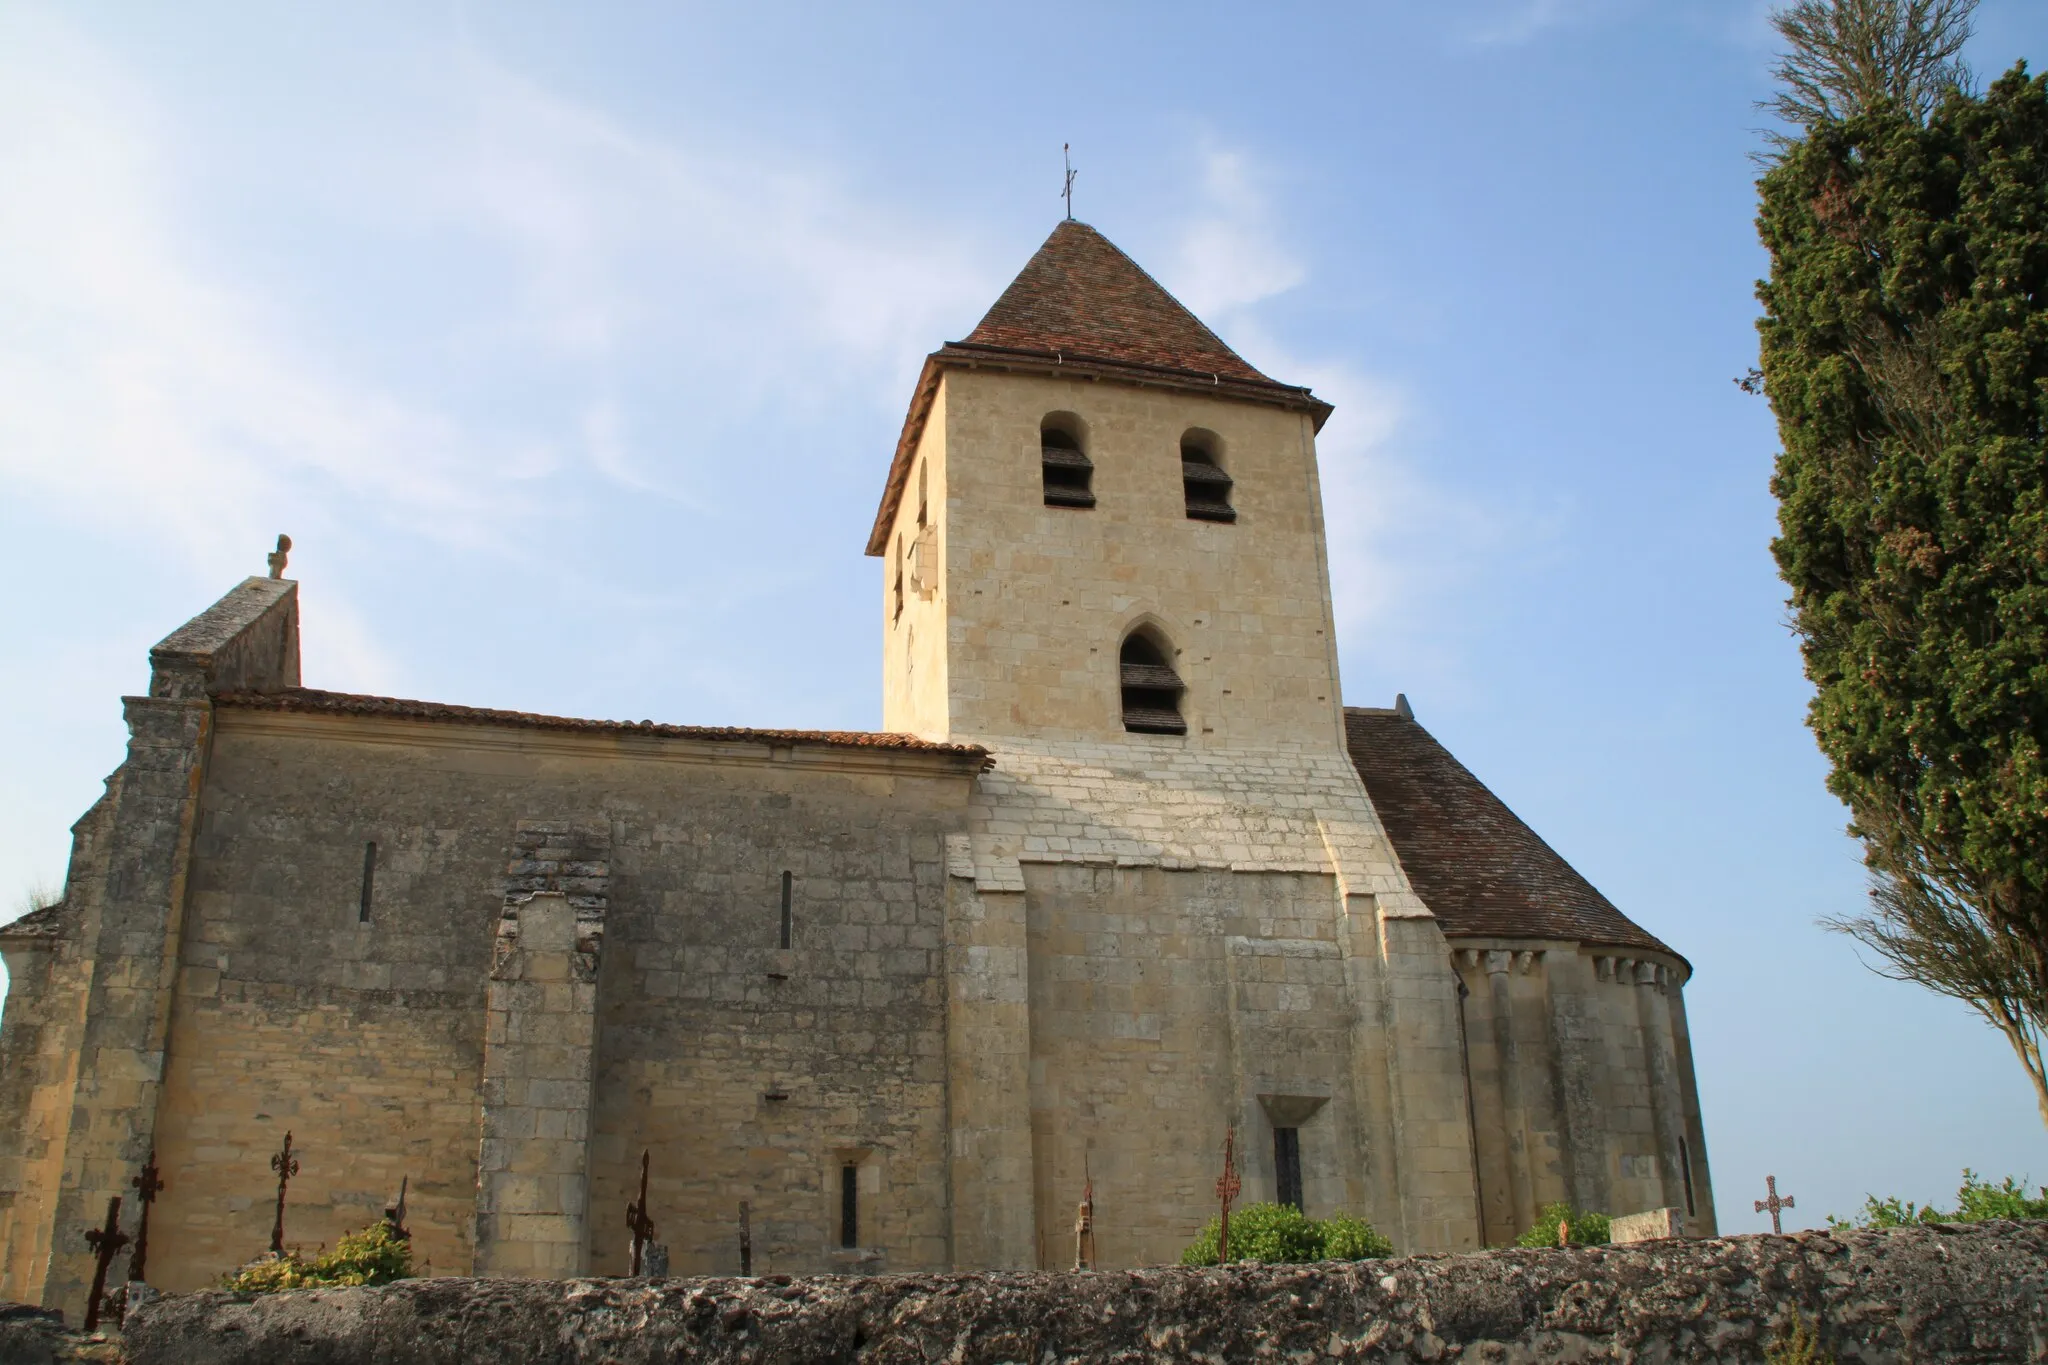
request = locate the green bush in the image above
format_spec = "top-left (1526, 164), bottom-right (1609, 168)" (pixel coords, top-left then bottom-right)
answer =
top-left (1319, 1214), bottom-right (1395, 1261)
top-left (1514, 1202), bottom-right (1611, 1248)
top-left (1828, 1170), bottom-right (2048, 1230)
top-left (221, 1220), bottom-right (414, 1292)
top-left (1178, 1204), bottom-right (1393, 1265)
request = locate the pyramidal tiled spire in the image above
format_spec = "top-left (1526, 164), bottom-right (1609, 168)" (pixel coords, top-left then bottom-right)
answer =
top-left (958, 220), bottom-right (1273, 384)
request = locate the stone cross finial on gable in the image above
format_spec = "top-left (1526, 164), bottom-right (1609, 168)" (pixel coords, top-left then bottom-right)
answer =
top-left (267, 534), bottom-right (292, 579)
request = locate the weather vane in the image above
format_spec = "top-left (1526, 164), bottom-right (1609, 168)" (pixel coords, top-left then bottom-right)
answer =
top-left (1062, 143), bottom-right (1077, 221)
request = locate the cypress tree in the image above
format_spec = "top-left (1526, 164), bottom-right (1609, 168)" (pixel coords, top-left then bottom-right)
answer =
top-left (1757, 62), bottom-right (2048, 970)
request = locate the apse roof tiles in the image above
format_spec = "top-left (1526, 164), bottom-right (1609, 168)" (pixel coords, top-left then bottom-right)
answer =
top-left (1344, 705), bottom-right (1678, 960)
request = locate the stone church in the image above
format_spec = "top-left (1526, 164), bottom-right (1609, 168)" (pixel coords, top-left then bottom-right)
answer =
top-left (0, 220), bottom-right (1713, 1314)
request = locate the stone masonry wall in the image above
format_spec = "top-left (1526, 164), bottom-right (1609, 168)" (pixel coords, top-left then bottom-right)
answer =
top-left (123, 1221), bottom-right (2048, 1364)
top-left (137, 708), bottom-right (976, 1291)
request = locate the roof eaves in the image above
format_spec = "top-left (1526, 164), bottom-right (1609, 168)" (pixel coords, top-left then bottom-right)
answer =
top-left (214, 689), bottom-right (992, 765)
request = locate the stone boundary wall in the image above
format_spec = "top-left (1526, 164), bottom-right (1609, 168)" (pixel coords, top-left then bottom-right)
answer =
top-left (110, 1221), bottom-right (2047, 1364)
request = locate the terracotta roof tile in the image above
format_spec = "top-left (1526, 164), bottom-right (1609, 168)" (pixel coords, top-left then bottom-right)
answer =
top-left (961, 220), bottom-right (1272, 382)
top-left (213, 689), bottom-right (991, 763)
top-left (1345, 707), bottom-right (1677, 960)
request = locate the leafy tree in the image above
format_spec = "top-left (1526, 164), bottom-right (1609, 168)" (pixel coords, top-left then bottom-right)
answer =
top-left (1178, 1204), bottom-right (1393, 1266)
top-left (1826, 1168), bottom-right (2048, 1227)
top-left (1824, 803), bottom-right (2048, 1125)
top-left (1756, 39), bottom-right (2048, 1129)
top-left (1513, 1201), bottom-right (1611, 1248)
top-left (1765, 0), bottom-right (1976, 133)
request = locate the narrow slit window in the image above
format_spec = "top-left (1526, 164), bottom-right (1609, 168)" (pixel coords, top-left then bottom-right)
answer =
top-left (1274, 1127), bottom-right (1303, 1211)
top-left (1182, 434), bottom-right (1235, 522)
top-left (916, 460), bottom-right (927, 526)
top-left (358, 841), bottom-right (377, 923)
top-left (779, 871), bottom-right (793, 950)
top-left (840, 1163), bottom-right (859, 1248)
top-left (1041, 427), bottom-right (1095, 509)
top-left (893, 534), bottom-right (905, 620)
top-left (1678, 1137), bottom-right (1696, 1217)
top-left (1119, 632), bottom-right (1186, 735)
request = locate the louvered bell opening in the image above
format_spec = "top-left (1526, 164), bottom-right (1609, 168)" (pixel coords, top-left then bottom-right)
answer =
top-left (1183, 458), bottom-right (1235, 523)
top-left (1122, 692), bottom-right (1187, 734)
top-left (1043, 444), bottom-right (1096, 509)
top-left (1120, 655), bottom-right (1186, 735)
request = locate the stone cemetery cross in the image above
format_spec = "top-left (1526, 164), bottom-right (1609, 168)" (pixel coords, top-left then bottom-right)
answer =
top-left (269, 1130), bottom-right (300, 1256)
top-left (1214, 1126), bottom-right (1242, 1264)
top-left (626, 1149), bottom-right (656, 1276)
top-left (127, 1150), bottom-right (164, 1285)
top-left (1755, 1174), bottom-right (1795, 1234)
top-left (82, 1195), bottom-right (129, 1333)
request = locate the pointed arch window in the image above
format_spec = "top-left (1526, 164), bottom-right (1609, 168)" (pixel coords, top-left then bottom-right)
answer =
top-left (1119, 631), bottom-right (1186, 734)
top-left (1182, 431), bottom-right (1234, 522)
top-left (1042, 425), bottom-right (1095, 509)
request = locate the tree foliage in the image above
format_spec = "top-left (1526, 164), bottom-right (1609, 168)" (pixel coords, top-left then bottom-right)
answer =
top-left (1757, 61), bottom-right (2048, 1062)
top-left (1825, 800), bottom-right (2048, 1126)
top-left (1766, 0), bottom-right (1977, 133)
top-left (1825, 1167), bottom-right (2048, 1227)
top-left (1177, 1203), bottom-right (1393, 1266)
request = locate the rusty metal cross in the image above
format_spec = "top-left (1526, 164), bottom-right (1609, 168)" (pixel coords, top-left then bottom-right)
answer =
top-left (269, 1130), bottom-right (300, 1255)
top-left (127, 1151), bottom-right (164, 1285)
top-left (1214, 1126), bottom-right (1242, 1264)
top-left (82, 1195), bottom-right (129, 1332)
top-left (1755, 1174), bottom-right (1796, 1234)
top-left (626, 1149), bottom-right (656, 1276)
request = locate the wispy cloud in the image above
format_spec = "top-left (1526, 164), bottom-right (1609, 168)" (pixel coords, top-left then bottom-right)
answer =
top-left (1462, 0), bottom-right (1628, 46)
top-left (1163, 145), bottom-right (1565, 702)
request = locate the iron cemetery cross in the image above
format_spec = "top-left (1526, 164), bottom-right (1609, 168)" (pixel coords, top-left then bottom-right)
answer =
top-left (82, 1195), bottom-right (129, 1332)
top-left (1214, 1126), bottom-right (1242, 1264)
top-left (1755, 1174), bottom-right (1795, 1234)
top-left (626, 1149), bottom-right (656, 1276)
top-left (127, 1151), bottom-right (164, 1285)
top-left (269, 1130), bottom-right (300, 1256)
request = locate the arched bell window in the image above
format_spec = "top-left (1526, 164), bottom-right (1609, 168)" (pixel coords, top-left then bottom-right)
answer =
top-left (1042, 419), bottom-right (1095, 509)
top-left (1182, 430), bottom-right (1234, 522)
top-left (1119, 631), bottom-right (1186, 734)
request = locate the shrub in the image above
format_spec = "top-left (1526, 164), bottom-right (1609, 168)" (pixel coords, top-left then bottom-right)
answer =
top-left (1178, 1204), bottom-right (1394, 1266)
top-left (1514, 1202), bottom-right (1611, 1248)
top-left (220, 1220), bottom-right (414, 1292)
top-left (1828, 1169), bottom-right (2048, 1229)
top-left (1319, 1214), bottom-right (1395, 1261)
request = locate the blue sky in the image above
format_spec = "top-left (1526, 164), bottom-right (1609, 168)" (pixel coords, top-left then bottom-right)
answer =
top-left (3, 1), bottom-right (2045, 1236)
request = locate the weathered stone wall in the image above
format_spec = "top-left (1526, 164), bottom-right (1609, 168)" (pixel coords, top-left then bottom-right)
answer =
top-left (136, 707), bottom-right (976, 1292)
top-left (122, 1221), bottom-right (2048, 1364)
top-left (1451, 945), bottom-right (1716, 1246)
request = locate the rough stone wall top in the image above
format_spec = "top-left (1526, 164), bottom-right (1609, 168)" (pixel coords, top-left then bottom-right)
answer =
top-left (123, 1221), bottom-right (2048, 1364)
top-left (148, 576), bottom-right (299, 699)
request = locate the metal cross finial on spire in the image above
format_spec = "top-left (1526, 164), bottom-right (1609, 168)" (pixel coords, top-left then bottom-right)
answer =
top-left (1062, 144), bottom-right (1077, 221)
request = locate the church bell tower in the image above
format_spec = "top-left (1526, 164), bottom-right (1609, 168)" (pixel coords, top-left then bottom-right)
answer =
top-left (867, 220), bottom-right (1346, 750)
